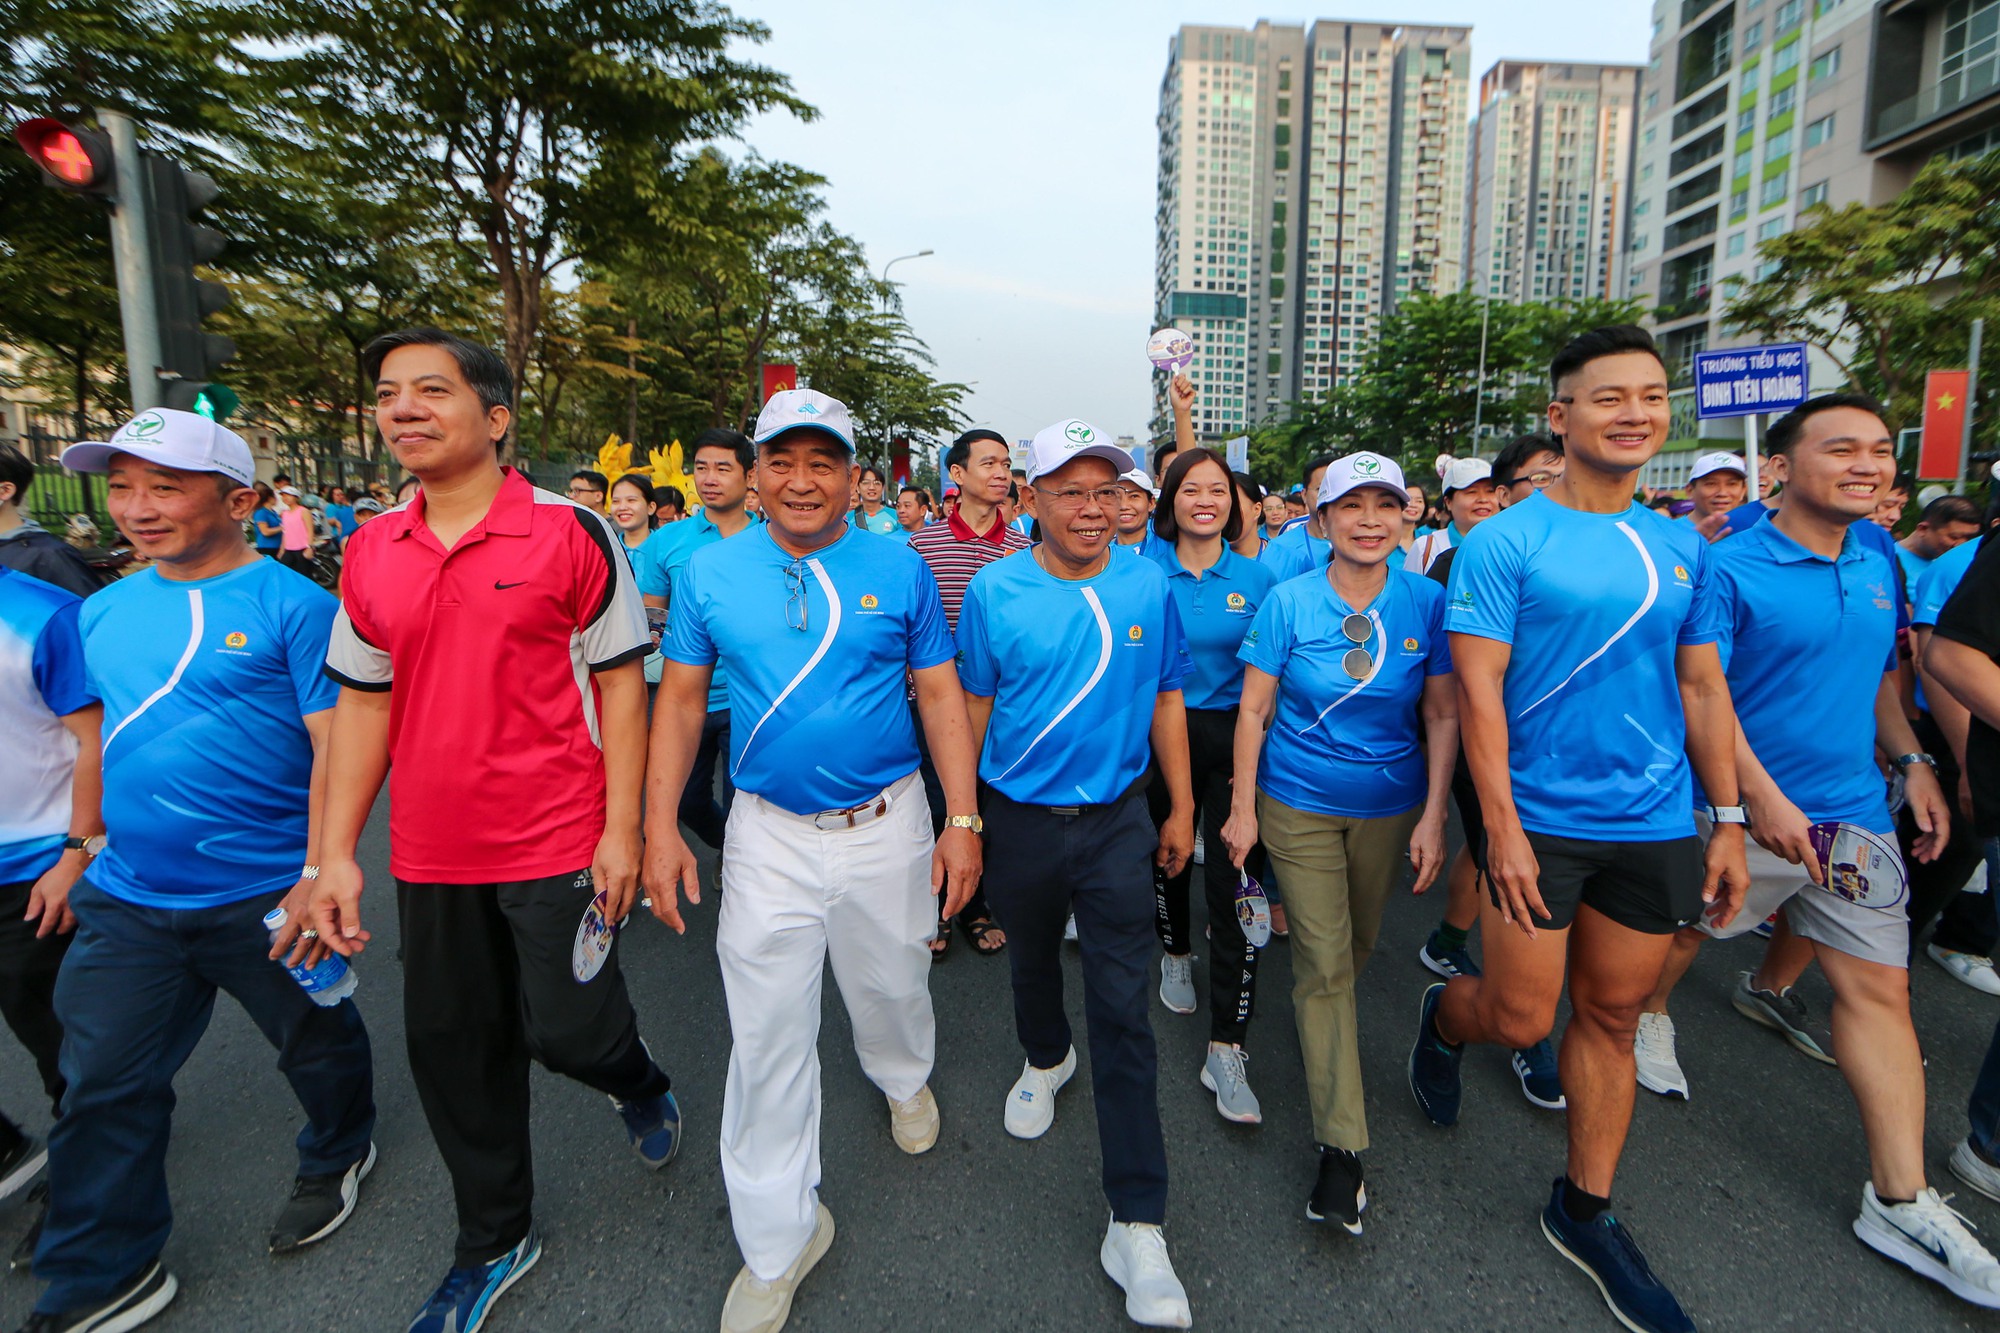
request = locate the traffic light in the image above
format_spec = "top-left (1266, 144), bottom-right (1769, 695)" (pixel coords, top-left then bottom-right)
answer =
top-left (13, 118), bottom-right (114, 195)
top-left (148, 157), bottom-right (236, 418)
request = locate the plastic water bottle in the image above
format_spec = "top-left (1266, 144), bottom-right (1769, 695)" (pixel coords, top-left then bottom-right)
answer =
top-left (264, 907), bottom-right (358, 1006)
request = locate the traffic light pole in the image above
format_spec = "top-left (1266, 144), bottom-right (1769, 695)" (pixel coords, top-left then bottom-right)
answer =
top-left (100, 109), bottom-right (163, 412)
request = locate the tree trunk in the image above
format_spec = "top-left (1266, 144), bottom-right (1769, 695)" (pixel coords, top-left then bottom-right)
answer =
top-left (71, 339), bottom-right (90, 442)
top-left (625, 318), bottom-right (639, 443)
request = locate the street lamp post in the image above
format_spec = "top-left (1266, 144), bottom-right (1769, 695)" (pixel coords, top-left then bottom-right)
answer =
top-left (1430, 255), bottom-right (1490, 446)
top-left (880, 249), bottom-right (935, 289)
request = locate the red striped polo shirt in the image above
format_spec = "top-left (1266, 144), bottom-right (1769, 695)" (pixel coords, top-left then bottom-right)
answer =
top-left (906, 508), bottom-right (1029, 633)
top-left (326, 468), bottom-right (649, 882)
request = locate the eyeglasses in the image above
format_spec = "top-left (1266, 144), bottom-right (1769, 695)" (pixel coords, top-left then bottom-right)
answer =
top-left (1041, 486), bottom-right (1127, 508)
top-left (784, 558), bottom-right (810, 633)
top-left (1341, 612), bottom-right (1375, 680)
top-left (1509, 470), bottom-right (1561, 490)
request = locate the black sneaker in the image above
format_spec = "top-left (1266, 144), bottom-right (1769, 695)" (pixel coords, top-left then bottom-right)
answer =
top-left (1408, 982), bottom-right (1464, 1126)
top-left (0, 1137), bottom-right (46, 1207)
top-left (10, 1181), bottom-right (47, 1273)
top-left (1539, 1178), bottom-right (1694, 1333)
top-left (16, 1259), bottom-right (177, 1332)
top-left (1306, 1146), bottom-right (1366, 1235)
top-left (269, 1142), bottom-right (377, 1254)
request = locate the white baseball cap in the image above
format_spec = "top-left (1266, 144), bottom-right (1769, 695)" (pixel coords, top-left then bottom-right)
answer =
top-left (1024, 419), bottom-right (1134, 484)
top-left (1688, 451), bottom-right (1747, 482)
top-left (1440, 456), bottom-right (1494, 495)
top-left (753, 388), bottom-right (855, 454)
top-left (1118, 467), bottom-right (1158, 498)
top-left (1316, 452), bottom-right (1409, 508)
top-left (63, 409), bottom-right (256, 488)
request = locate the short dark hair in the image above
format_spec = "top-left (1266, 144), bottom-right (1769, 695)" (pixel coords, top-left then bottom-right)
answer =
top-left (361, 327), bottom-right (514, 415)
top-left (857, 465), bottom-right (886, 485)
top-left (1231, 470), bottom-right (1263, 503)
top-left (570, 469), bottom-right (609, 493)
top-left (1920, 494), bottom-right (1982, 529)
top-left (947, 429), bottom-right (1008, 474)
top-left (1892, 472), bottom-right (1916, 494)
top-left (1765, 392), bottom-right (1887, 455)
top-left (656, 484), bottom-right (687, 516)
top-left (272, 472), bottom-right (292, 486)
top-left (609, 472), bottom-right (656, 504)
top-left (1549, 325), bottom-right (1662, 393)
top-left (1153, 448), bottom-right (1243, 545)
top-left (0, 445), bottom-right (32, 503)
top-left (1302, 453), bottom-right (1337, 492)
top-left (1491, 433), bottom-right (1563, 487)
top-left (690, 427), bottom-right (754, 471)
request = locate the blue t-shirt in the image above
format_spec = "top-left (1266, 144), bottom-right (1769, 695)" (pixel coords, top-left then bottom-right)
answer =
top-left (1446, 493), bottom-right (1724, 840)
top-left (958, 549), bottom-right (1190, 806)
top-left (1702, 520), bottom-right (1898, 832)
top-left (1240, 567), bottom-right (1451, 818)
top-left (620, 534), bottom-right (666, 685)
top-left (323, 503), bottom-right (356, 543)
top-left (1152, 545), bottom-right (1278, 710)
top-left (851, 507), bottom-right (899, 536)
top-left (1259, 521), bottom-right (1329, 582)
top-left (635, 511), bottom-right (761, 713)
top-left (80, 560), bottom-right (340, 907)
top-left (251, 506), bottom-right (281, 552)
top-left (1914, 537), bottom-right (1981, 629)
top-left (664, 526), bottom-right (954, 815)
top-left (1117, 530), bottom-right (1176, 564)
top-left (0, 570), bottom-right (95, 883)
top-left (1894, 543), bottom-right (1931, 595)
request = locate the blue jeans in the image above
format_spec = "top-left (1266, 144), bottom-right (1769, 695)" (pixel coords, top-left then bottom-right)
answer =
top-left (1970, 840), bottom-right (2000, 1158)
top-left (35, 880), bottom-right (375, 1312)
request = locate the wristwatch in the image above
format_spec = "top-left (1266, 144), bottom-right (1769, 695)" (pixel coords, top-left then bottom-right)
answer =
top-left (1705, 805), bottom-right (1749, 825)
top-left (944, 814), bottom-right (984, 834)
top-left (1894, 752), bottom-right (1938, 771)
top-left (63, 835), bottom-right (106, 859)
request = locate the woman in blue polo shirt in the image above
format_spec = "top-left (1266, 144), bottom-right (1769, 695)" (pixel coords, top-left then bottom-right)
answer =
top-left (1222, 450), bottom-right (1456, 1235)
top-left (608, 474), bottom-right (664, 687)
top-left (1145, 448), bottom-right (1279, 1126)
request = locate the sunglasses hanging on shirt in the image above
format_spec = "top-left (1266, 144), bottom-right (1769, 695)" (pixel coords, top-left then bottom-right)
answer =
top-left (1341, 612), bottom-right (1374, 680)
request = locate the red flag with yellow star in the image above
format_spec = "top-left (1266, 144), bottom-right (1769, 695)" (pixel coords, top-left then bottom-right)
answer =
top-left (1920, 370), bottom-right (1970, 480)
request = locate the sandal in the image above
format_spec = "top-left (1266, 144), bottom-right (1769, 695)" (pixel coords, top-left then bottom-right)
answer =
top-left (960, 915), bottom-right (1007, 955)
top-left (930, 927), bottom-right (951, 964)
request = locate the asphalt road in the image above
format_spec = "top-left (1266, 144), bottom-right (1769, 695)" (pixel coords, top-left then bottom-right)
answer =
top-left (2, 803), bottom-right (1999, 1332)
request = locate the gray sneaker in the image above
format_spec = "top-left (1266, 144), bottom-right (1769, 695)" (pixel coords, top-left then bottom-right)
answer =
top-left (1159, 952), bottom-right (1197, 1015)
top-left (1199, 1045), bottom-right (1263, 1124)
top-left (1731, 971), bottom-right (1836, 1065)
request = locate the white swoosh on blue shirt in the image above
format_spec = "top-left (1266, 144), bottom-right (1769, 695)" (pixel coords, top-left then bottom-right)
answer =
top-left (1517, 521), bottom-right (1658, 719)
top-left (105, 589), bottom-right (204, 751)
top-left (993, 586), bottom-right (1113, 784)
top-left (1297, 610), bottom-right (1384, 736)
top-left (732, 557), bottom-right (842, 780)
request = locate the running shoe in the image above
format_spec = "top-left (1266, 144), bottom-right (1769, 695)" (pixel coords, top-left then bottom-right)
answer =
top-left (1306, 1147), bottom-right (1366, 1234)
top-left (406, 1226), bottom-right (541, 1333)
top-left (1199, 1045), bottom-right (1262, 1124)
top-left (19, 1260), bottom-right (177, 1333)
top-left (0, 1137), bottom-right (45, 1207)
top-left (1928, 945), bottom-right (2000, 997)
top-left (1539, 1179), bottom-right (1695, 1333)
top-left (888, 1085), bottom-right (940, 1155)
top-left (1159, 953), bottom-right (1197, 1015)
top-left (1953, 1137), bottom-right (2000, 1205)
top-left (11, 1180), bottom-right (46, 1272)
top-left (612, 1088), bottom-right (683, 1169)
top-left (1004, 1047), bottom-right (1077, 1140)
top-left (1854, 1183), bottom-right (2000, 1309)
top-left (722, 1203), bottom-right (835, 1333)
top-left (1100, 1218), bottom-right (1192, 1328)
top-left (1408, 982), bottom-right (1463, 1127)
top-left (269, 1142), bottom-right (377, 1253)
top-left (1511, 1039), bottom-right (1566, 1110)
top-left (1731, 971), bottom-right (1835, 1065)
top-left (1418, 927), bottom-right (1480, 980)
top-left (1634, 1011), bottom-right (1690, 1100)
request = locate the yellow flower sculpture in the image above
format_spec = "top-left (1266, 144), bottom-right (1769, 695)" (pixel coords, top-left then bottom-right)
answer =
top-left (646, 441), bottom-right (693, 507)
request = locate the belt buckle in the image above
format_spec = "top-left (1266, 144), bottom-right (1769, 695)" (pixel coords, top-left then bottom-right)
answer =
top-left (1048, 804), bottom-right (1081, 817)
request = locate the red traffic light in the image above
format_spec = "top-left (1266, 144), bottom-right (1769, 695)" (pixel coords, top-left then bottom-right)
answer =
top-left (14, 117), bottom-right (112, 192)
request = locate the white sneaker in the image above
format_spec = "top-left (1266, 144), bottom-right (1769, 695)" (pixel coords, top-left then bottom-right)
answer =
top-left (1159, 953), bottom-right (1197, 1015)
top-left (1928, 944), bottom-right (2000, 997)
top-left (888, 1085), bottom-right (939, 1155)
top-left (1003, 1048), bottom-right (1077, 1140)
top-left (721, 1202), bottom-right (836, 1333)
top-left (1099, 1218), bottom-right (1192, 1328)
top-left (1199, 1045), bottom-right (1262, 1124)
top-left (1064, 914), bottom-right (1079, 943)
top-left (1633, 1011), bottom-right (1689, 1100)
top-left (1952, 1137), bottom-right (2000, 1204)
top-left (1855, 1183), bottom-right (2000, 1309)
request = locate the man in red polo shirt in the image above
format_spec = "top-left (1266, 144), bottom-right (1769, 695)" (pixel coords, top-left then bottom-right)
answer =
top-left (308, 327), bottom-right (679, 1333)
top-left (907, 429), bottom-right (1029, 958)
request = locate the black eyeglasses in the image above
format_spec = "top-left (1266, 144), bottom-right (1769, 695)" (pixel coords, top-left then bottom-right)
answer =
top-left (1341, 612), bottom-right (1374, 679)
top-left (784, 558), bottom-right (810, 632)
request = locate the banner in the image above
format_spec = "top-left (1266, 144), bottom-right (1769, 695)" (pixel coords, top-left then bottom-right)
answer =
top-left (891, 435), bottom-right (910, 484)
top-left (1692, 343), bottom-right (1810, 419)
top-left (760, 362), bottom-right (797, 403)
top-left (1919, 369), bottom-right (1971, 481)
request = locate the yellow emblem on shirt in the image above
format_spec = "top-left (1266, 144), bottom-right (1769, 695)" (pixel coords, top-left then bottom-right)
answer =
top-left (860, 594), bottom-right (879, 610)
top-left (1128, 625), bottom-right (1143, 641)
top-left (225, 632), bottom-right (248, 648)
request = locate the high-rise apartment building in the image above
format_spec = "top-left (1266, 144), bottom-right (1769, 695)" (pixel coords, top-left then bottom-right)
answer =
top-left (1465, 62), bottom-right (1643, 305)
top-left (1152, 20), bottom-right (1472, 441)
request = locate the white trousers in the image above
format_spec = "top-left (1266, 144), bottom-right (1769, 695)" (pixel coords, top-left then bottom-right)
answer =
top-left (717, 769), bottom-right (938, 1278)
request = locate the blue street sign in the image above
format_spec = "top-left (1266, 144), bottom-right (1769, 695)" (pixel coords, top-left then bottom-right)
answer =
top-left (1692, 342), bottom-right (1810, 419)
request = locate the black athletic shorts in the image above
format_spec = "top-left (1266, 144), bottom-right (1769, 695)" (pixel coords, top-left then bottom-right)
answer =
top-left (1480, 831), bottom-right (1705, 935)
top-left (1449, 752), bottom-right (1483, 863)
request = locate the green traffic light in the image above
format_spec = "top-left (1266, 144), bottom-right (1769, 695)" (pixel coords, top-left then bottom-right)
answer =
top-left (191, 384), bottom-right (239, 421)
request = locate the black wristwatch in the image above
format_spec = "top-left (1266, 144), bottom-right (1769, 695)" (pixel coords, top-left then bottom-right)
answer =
top-left (1894, 752), bottom-right (1938, 771)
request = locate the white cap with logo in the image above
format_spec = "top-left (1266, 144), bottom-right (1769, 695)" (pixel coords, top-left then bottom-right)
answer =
top-left (1316, 452), bottom-right (1410, 509)
top-left (1118, 467), bottom-right (1158, 498)
top-left (1688, 451), bottom-right (1747, 482)
top-left (62, 408), bottom-right (256, 488)
top-left (1024, 419), bottom-right (1134, 484)
top-left (753, 388), bottom-right (856, 454)
top-left (1439, 456), bottom-right (1494, 495)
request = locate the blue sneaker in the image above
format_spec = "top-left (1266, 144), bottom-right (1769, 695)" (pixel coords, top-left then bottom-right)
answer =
top-left (1408, 982), bottom-right (1464, 1126)
top-left (1511, 1039), bottom-right (1566, 1110)
top-left (1418, 927), bottom-right (1481, 979)
top-left (406, 1225), bottom-right (541, 1333)
top-left (612, 1089), bottom-right (682, 1169)
top-left (1539, 1179), bottom-right (1695, 1333)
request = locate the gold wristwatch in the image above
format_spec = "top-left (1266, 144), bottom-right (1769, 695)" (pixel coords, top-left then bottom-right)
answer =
top-left (945, 814), bottom-right (984, 834)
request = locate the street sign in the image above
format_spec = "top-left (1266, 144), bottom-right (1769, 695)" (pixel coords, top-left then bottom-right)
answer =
top-left (1692, 342), bottom-right (1810, 419)
top-left (1225, 436), bottom-right (1249, 472)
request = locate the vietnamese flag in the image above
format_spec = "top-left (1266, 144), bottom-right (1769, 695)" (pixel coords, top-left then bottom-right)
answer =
top-left (1920, 370), bottom-right (1971, 480)
top-left (760, 362), bottom-right (797, 403)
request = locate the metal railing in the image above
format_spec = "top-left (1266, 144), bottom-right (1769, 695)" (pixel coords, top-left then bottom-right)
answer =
top-left (1873, 65), bottom-right (2000, 140)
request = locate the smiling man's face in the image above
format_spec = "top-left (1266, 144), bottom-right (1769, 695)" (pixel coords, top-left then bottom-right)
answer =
top-left (374, 343), bottom-right (508, 479)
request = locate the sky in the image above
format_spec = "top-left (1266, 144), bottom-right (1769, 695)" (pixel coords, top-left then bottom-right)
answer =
top-left (731, 1), bottom-right (1654, 443)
